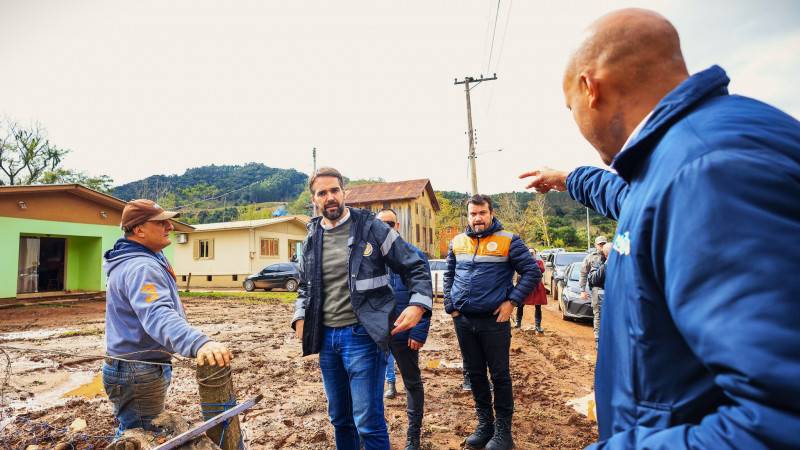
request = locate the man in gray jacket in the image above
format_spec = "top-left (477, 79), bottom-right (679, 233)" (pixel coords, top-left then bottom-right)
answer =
top-left (103, 199), bottom-right (232, 437)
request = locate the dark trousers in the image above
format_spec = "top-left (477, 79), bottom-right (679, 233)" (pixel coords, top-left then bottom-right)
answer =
top-left (515, 304), bottom-right (542, 327)
top-left (453, 314), bottom-right (513, 419)
top-left (389, 340), bottom-right (424, 430)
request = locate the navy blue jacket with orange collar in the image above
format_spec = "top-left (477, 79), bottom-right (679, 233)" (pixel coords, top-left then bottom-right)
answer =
top-left (443, 218), bottom-right (541, 315)
top-left (568, 66), bottom-right (800, 449)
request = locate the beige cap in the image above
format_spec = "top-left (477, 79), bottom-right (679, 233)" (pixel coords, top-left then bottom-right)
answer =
top-left (595, 235), bottom-right (608, 245)
top-left (121, 199), bottom-right (179, 231)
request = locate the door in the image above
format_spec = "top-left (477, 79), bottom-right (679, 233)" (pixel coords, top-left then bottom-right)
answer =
top-left (17, 237), bottom-right (40, 294)
top-left (17, 237), bottom-right (66, 294)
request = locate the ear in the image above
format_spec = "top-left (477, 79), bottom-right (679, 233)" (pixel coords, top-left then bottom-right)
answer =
top-left (579, 73), bottom-right (600, 109)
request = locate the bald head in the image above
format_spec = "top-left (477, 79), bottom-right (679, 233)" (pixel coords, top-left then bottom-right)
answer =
top-left (563, 9), bottom-right (689, 163)
top-left (568, 9), bottom-right (687, 87)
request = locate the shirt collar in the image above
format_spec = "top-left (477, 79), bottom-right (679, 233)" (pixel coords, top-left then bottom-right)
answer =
top-left (320, 207), bottom-right (351, 231)
top-left (620, 110), bottom-right (654, 153)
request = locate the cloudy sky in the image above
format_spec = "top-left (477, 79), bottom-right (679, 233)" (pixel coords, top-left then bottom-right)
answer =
top-left (1, 0), bottom-right (798, 194)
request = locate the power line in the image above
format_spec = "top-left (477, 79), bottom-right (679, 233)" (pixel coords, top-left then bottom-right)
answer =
top-left (486, 0), bottom-right (513, 114)
top-left (172, 176), bottom-right (275, 210)
top-left (485, 0), bottom-right (502, 74)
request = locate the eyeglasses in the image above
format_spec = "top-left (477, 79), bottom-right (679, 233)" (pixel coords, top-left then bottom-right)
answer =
top-left (383, 221), bottom-right (396, 228)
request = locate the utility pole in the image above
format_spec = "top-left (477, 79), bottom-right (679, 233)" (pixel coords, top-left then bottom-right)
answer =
top-left (586, 207), bottom-right (591, 250)
top-left (312, 147), bottom-right (318, 217)
top-left (454, 74), bottom-right (497, 195)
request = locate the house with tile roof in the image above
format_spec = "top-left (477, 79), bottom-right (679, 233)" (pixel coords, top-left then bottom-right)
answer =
top-left (345, 179), bottom-right (440, 256)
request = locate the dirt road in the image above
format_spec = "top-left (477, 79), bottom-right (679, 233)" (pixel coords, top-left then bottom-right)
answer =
top-left (0, 295), bottom-right (597, 449)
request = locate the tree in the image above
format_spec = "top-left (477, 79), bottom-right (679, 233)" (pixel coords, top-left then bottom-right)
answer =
top-left (0, 121), bottom-right (68, 185)
top-left (40, 168), bottom-right (114, 193)
top-left (529, 194), bottom-right (552, 247)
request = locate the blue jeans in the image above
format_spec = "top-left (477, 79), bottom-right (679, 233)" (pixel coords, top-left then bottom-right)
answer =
top-left (385, 352), bottom-right (396, 383)
top-left (102, 359), bottom-right (172, 437)
top-left (319, 324), bottom-right (390, 450)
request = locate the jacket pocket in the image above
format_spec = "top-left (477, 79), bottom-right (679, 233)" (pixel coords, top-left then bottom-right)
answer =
top-left (635, 401), bottom-right (673, 429)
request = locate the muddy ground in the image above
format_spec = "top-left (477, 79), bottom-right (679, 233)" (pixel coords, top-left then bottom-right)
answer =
top-left (0, 295), bottom-right (598, 449)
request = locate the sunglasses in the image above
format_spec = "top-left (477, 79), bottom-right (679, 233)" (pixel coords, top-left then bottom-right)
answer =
top-left (382, 221), bottom-right (396, 228)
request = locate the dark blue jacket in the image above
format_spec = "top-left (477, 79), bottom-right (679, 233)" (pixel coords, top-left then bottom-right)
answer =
top-left (389, 243), bottom-right (431, 344)
top-left (443, 218), bottom-right (541, 315)
top-left (292, 207), bottom-right (433, 356)
top-left (568, 66), bottom-right (800, 449)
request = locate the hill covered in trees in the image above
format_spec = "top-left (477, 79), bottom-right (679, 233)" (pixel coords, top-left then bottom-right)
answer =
top-left (111, 163), bottom-right (307, 223)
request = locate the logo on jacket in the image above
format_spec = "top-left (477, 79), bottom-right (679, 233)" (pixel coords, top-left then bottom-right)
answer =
top-left (363, 243), bottom-right (373, 256)
top-left (141, 283), bottom-right (158, 303)
top-left (486, 241), bottom-right (498, 252)
top-left (613, 231), bottom-right (631, 256)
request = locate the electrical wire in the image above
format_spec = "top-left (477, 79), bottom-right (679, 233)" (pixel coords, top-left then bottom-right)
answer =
top-left (485, 0), bottom-right (502, 74)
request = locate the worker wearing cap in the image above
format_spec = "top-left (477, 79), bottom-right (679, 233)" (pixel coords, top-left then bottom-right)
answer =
top-left (102, 199), bottom-right (233, 437)
top-left (579, 236), bottom-right (607, 348)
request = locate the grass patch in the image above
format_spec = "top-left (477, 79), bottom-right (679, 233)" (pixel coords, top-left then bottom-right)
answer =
top-left (59, 327), bottom-right (103, 338)
top-left (181, 291), bottom-right (298, 304)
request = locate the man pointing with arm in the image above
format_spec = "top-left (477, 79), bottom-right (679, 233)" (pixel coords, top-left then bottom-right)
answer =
top-left (521, 8), bottom-right (800, 449)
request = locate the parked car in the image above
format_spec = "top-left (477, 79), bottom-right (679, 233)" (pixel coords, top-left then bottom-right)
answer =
top-left (243, 263), bottom-right (300, 292)
top-left (429, 259), bottom-right (447, 296)
top-left (545, 251), bottom-right (587, 299)
top-left (557, 262), bottom-right (593, 321)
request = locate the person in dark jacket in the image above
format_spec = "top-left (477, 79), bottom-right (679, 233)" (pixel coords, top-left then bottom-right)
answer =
top-left (520, 9), bottom-right (800, 449)
top-left (377, 208), bottom-right (430, 450)
top-left (587, 242), bottom-right (611, 349)
top-left (444, 194), bottom-right (541, 450)
top-left (291, 167), bottom-right (433, 450)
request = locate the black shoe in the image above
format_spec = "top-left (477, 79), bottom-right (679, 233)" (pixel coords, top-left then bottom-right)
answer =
top-left (384, 381), bottom-right (397, 399)
top-left (465, 409), bottom-right (494, 449)
top-left (462, 375), bottom-right (472, 392)
top-left (404, 416), bottom-right (422, 450)
top-left (485, 417), bottom-right (514, 450)
top-left (535, 325), bottom-right (544, 334)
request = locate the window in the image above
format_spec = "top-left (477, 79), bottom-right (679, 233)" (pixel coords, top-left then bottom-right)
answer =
top-left (383, 202), bottom-right (390, 209)
top-left (416, 224), bottom-right (420, 242)
top-left (232, 274), bottom-right (238, 281)
top-left (416, 204), bottom-right (419, 214)
top-left (422, 227), bottom-right (427, 246)
top-left (206, 275), bottom-right (212, 281)
top-left (260, 238), bottom-right (279, 257)
top-left (194, 239), bottom-right (214, 260)
top-left (288, 239), bottom-right (303, 261)
top-left (429, 228), bottom-right (433, 244)
top-left (181, 275), bottom-right (187, 282)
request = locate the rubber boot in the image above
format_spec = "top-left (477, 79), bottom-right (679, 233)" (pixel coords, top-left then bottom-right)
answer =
top-left (404, 414), bottom-right (422, 450)
top-left (465, 408), bottom-right (495, 449)
top-left (485, 417), bottom-right (514, 450)
top-left (384, 381), bottom-right (397, 399)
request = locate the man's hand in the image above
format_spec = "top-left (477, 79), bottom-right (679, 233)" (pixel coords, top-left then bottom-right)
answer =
top-left (294, 320), bottom-right (304, 340)
top-left (519, 167), bottom-right (569, 192)
top-left (580, 291), bottom-right (589, 300)
top-left (197, 341), bottom-right (233, 367)
top-left (451, 311), bottom-right (461, 318)
top-left (408, 339), bottom-right (423, 351)
top-left (494, 301), bottom-right (515, 323)
top-left (392, 305), bottom-right (425, 335)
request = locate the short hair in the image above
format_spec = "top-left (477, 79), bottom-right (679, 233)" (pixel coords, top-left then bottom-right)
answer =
top-left (378, 208), bottom-right (398, 218)
top-left (467, 194), bottom-right (493, 212)
top-left (308, 167), bottom-right (345, 194)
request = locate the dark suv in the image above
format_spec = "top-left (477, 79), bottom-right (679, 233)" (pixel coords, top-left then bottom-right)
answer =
top-left (243, 263), bottom-right (300, 292)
